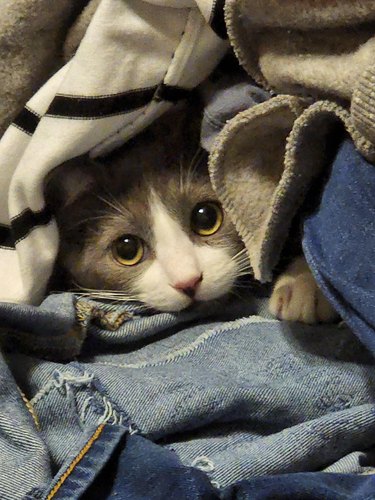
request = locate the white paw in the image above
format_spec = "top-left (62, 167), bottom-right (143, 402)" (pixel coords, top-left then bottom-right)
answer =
top-left (269, 256), bottom-right (339, 324)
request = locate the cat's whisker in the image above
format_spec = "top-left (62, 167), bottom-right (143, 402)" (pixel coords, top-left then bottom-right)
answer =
top-left (75, 286), bottom-right (127, 294)
top-left (236, 271), bottom-right (251, 278)
top-left (234, 262), bottom-right (252, 270)
top-left (65, 214), bottom-right (112, 231)
top-left (234, 259), bottom-right (252, 269)
top-left (231, 247), bottom-right (249, 261)
top-left (75, 293), bottom-right (142, 302)
top-left (236, 267), bottom-right (251, 274)
top-left (233, 260), bottom-right (250, 269)
top-left (77, 291), bottom-right (140, 300)
top-left (96, 194), bottom-right (129, 219)
top-left (51, 135), bottom-right (248, 313)
top-left (235, 266), bottom-right (252, 275)
top-left (233, 254), bottom-right (250, 263)
top-left (235, 265), bottom-right (251, 273)
top-left (235, 265), bottom-right (252, 272)
top-left (101, 186), bottom-right (130, 213)
top-left (179, 156), bottom-right (185, 193)
top-left (233, 253), bottom-right (251, 263)
top-left (185, 147), bottom-right (206, 187)
top-left (72, 283), bottom-right (144, 303)
top-left (228, 289), bottom-right (250, 304)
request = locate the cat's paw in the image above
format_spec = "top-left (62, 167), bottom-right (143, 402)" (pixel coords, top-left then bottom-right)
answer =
top-left (269, 256), bottom-right (339, 324)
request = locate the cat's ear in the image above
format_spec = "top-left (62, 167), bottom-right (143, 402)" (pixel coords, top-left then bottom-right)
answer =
top-left (44, 155), bottom-right (98, 211)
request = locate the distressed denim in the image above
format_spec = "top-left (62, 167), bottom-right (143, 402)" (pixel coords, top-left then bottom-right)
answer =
top-left (0, 288), bottom-right (374, 498)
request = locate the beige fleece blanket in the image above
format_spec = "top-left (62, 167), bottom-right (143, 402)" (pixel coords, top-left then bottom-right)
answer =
top-left (1, 0), bottom-right (375, 287)
top-left (0, 1), bottom-right (89, 137)
top-left (209, 0), bottom-right (375, 281)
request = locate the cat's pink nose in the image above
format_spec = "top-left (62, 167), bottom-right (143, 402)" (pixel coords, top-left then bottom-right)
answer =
top-left (173, 274), bottom-right (203, 298)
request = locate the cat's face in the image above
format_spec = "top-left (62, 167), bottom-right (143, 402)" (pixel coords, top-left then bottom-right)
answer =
top-left (48, 148), bottom-right (246, 312)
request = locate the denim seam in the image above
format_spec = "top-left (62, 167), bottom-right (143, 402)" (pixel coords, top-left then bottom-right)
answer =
top-left (18, 387), bottom-right (40, 431)
top-left (45, 424), bottom-right (105, 500)
top-left (87, 317), bottom-right (275, 369)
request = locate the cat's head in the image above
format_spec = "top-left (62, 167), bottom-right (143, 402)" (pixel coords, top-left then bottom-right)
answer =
top-left (46, 136), bottom-right (247, 312)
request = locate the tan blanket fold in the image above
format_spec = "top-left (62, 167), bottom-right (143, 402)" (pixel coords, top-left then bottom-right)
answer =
top-left (219, 0), bottom-right (375, 281)
top-left (0, 0), bottom-right (89, 136)
top-left (351, 64), bottom-right (375, 147)
top-left (209, 96), bottom-right (375, 283)
top-left (225, 0), bottom-right (375, 101)
top-left (228, 1), bottom-right (375, 30)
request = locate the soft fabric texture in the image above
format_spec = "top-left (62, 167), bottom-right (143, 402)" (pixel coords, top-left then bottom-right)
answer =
top-left (1, 292), bottom-right (375, 497)
top-left (0, 0), bottom-right (227, 304)
top-left (0, 0), bottom-right (88, 137)
top-left (207, 0), bottom-right (375, 282)
top-left (41, 422), bottom-right (375, 499)
top-left (199, 68), bottom-right (270, 152)
top-left (303, 138), bottom-right (375, 353)
top-left (225, 0), bottom-right (375, 101)
top-left (0, 3), bottom-right (374, 497)
top-left (209, 97), bottom-right (375, 282)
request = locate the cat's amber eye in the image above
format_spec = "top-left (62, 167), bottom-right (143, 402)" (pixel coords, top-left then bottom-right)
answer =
top-left (191, 201), bottom-right (223, 236)
top-left (112, 235), bottom-right (144, 266)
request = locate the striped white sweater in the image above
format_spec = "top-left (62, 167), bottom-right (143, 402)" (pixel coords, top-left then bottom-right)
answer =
top-left (0, 0), bottom-right (227, 304)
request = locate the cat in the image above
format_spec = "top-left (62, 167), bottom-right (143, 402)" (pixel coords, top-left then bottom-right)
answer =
top-left (46, 109), bottom-right (338, 322)
top-left (45, 132), bottom-right (247, 312)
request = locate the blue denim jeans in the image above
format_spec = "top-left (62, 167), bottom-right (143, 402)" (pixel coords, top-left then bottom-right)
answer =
top-left (0, 288), bottom-right (374, 498)
top-left (1, 137), bottom-right (375, 499)
top-left (31, 424), bottom-right (375, 500)
top-left (303, 137), bottom-right (375, 354)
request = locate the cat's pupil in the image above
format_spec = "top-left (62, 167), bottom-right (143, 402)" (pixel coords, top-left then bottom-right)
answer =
top-left (191, 202), bottom-right (223, 236)
top-left (112, 235), bottom-right (143, 266)
top-left (119, 237), bottom-right (137, 257)
top-left (195, 205), bottom-right (215, 229)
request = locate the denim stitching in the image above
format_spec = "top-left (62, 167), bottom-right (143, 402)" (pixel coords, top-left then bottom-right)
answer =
top-left (18, 388), bottom-right (40, 431)
top-left (90, 316), bottom-right (275, 370)
top-left (45, 424), bottom-right (104, 500)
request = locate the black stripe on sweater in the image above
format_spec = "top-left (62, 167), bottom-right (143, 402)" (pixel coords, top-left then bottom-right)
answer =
top-left (11, 207), bottom-right (53, 244)
top-left (210, 0), bottom-right (227, 39)
top-left (0, 224), bottom-right (14, 249)
top-left (13, 107), bottom-right (41, 135)
top-left (46, 84), bottom-right (191, 119)
top-left (154, 84), bottom-right (192, 103)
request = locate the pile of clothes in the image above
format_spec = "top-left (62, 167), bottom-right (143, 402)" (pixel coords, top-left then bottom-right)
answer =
top-left (0, 1), bottom-right (374, 498)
